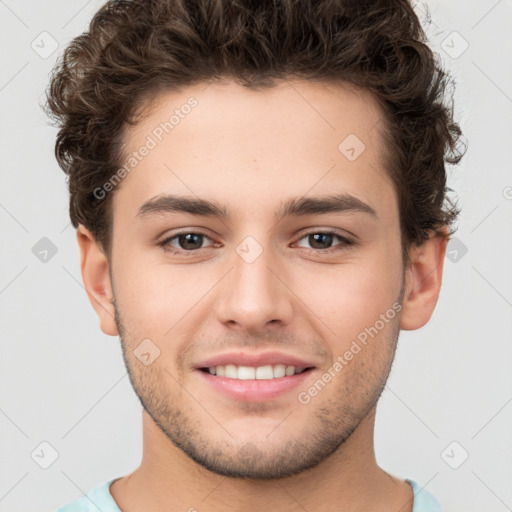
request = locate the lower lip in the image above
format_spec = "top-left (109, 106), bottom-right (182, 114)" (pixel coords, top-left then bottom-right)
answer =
top-left (196, 369), bottom-right (314, 402)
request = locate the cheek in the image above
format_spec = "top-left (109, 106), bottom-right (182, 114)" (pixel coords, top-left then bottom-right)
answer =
top-left (113, 255), bottom-right (219, 340)
top-left (293, 250), bottom-right (402, 348)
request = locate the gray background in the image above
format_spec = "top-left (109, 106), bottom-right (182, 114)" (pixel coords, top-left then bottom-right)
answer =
top-left (1, 0), bottom-right (511, 510)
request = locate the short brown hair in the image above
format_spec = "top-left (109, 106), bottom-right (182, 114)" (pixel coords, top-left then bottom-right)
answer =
top-left (44, 0), bottom-right (465, 267)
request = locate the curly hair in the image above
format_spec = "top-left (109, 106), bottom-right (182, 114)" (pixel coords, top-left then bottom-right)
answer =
top-left (44, 0), bottom-right (465, 267)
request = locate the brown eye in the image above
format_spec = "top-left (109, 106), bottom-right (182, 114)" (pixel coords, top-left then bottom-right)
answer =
top-left (296, 230), bottom-right (354, 251)
top-left (176, 233), bottom-right (204, 250)
top-left (159, 231), bottom-right (215, 253)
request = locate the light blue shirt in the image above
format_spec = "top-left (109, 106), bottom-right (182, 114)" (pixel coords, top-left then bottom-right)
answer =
top-left (56, 477), bottom-right (442, 511)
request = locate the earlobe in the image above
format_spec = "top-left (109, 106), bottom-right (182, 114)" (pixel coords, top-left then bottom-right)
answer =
top-left (400, 228), bottom-right (449, 331)
top-left (76, 224), bottom-right (119, 336)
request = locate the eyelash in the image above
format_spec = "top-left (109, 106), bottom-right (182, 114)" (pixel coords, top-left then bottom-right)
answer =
top-left (158, 229), bottom-right (355, 256)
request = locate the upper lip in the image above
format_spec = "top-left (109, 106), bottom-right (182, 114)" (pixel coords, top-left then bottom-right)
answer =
top-left (195, 351), bottom-right (317, 370)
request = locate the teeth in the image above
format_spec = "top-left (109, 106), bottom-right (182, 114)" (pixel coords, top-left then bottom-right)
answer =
top-left (255, 365), bottom-right (273, 379)
top-left (206, 364), bottom-right (307, 380)
top-left (273, 364), bottom-right (286, 378)
top-left (238, 366), bottom-right (255, 380)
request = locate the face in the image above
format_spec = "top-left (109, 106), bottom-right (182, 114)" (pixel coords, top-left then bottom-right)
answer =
top-left (101, 79), bottom-right (408, 478)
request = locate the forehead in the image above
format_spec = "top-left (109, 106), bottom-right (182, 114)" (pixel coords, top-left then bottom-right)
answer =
top-left (114, 79), bottom-right (396, 221)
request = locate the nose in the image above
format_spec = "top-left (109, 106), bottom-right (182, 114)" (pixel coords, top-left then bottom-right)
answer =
top-left (215, 240), bottom-right (294, 333)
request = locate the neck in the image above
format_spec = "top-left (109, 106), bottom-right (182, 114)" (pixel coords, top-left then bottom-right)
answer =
top-left (110, 406), bottom-right (414, 512)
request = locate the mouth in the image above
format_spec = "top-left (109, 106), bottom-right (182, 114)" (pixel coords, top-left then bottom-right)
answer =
top-left (196, 363), bottom-right (316, 402)
top-left (199, 364), bottom-right (313, 380)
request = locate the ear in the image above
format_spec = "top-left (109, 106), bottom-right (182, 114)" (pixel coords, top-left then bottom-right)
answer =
top-left (400, 227), bottom-right (449, 331)
top-left (76, 224), bottom-right (118, 336)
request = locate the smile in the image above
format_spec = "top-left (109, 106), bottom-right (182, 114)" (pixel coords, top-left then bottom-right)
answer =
top-left (201, 364), bottom-right (310, 380)
top-left (197, 366), bottom-right (315, 402)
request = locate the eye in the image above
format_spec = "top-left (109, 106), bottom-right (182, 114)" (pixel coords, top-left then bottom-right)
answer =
top-left (159, 231), bottom-right (216, 253)
top-left (295, 230), bottom-right (354, 252)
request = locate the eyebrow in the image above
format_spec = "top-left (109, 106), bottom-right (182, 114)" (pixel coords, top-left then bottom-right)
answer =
top-left (136, 193), bottom-right (378, 220)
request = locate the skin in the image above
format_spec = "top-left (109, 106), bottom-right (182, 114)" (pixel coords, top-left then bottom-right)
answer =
top-left (77, 79), bottom-right (448, 512)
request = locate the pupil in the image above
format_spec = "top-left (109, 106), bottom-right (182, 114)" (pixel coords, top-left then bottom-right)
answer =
top-left (309, 233), bottom-right (332, 249)
top-left (179, 233), bottom-right (202, 250)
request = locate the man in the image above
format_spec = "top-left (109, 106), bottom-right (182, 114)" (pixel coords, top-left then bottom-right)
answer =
top-left (47, 0), bottom-right (464, 510)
